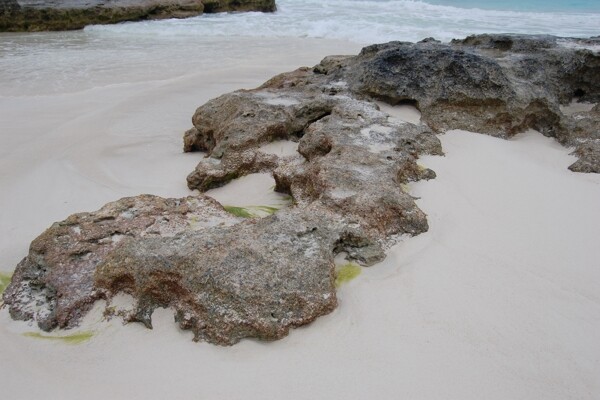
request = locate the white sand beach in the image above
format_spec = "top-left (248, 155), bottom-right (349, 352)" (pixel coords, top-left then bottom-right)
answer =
top-left (1, 33), bottom-right (600, 399)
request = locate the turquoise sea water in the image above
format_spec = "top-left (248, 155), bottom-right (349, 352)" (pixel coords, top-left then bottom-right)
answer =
top-left (428, 0), bottom-right (600, 12)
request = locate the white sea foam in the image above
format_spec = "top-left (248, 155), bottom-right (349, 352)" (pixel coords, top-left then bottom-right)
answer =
top-left (1, 0), bottom-right (598, 97)
top-left (84, 0), bottom-right (600, 44)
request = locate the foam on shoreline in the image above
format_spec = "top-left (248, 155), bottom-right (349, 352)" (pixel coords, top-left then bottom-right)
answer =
top-left (83, 0), bottom-right (600, 43)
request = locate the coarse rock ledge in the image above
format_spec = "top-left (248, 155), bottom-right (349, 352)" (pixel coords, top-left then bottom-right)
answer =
top-left (0, 0), bottom-right (276, 32)
top-left (3, 34), bottom-right (599, 345)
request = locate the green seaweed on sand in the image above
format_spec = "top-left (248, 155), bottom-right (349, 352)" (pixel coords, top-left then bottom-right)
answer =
top-left (224, 205), bottom-right (283, 218)
top-left (275, 194), bottom-right (294, 205)
top-left (223, 206), bottom-right (255, 218)
top-left (335, 263), bottom-right (362, 288)
top-left (23, 331), bottom-right (94, 344)
top-left (251, 205), bottom-right (279, 215)
top-left (0, 271), bottom-right (13, 296)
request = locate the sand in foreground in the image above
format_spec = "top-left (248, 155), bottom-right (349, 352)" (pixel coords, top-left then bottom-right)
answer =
top-left (1, 37), bottom-right (600, 399)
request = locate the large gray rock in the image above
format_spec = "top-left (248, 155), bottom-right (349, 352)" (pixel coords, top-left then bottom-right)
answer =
top-left (95, 205), bottom-right (365, 345)
top-left (3, 195), bottom-right (241, 332)
top-left (340, 35), bottom-right (600, 171)
top-left (185, 66), bottom-right (441, 241)
top-left (3, 34), bottom-right (599, 345)
top-left (187, 34), bottom-right (599, 179)
top-left (5, 61), bottom-right (436, 345)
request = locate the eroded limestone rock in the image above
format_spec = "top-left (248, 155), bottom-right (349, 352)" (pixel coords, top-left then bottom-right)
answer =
top-left (187, 34), bottom-right (599, 184)
top-left (94, 205), bottom-right (375, 345)
top-left (3, 195), bottom-right (241, 332)
top-left (342, 35), bottom-right (600, 171)
top-left (3, 34), bottom-right (599, 345)
top-left (185, 67), bottom-right (442, 250)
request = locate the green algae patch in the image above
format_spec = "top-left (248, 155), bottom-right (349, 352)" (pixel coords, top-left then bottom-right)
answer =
top-left (23, 331), bottom-right (94, 345)
top-left (0, 272), bottom-right (13, 296)
top-left (251, 205), bottom-right (279, 215)
top-left (224, 206), bottom-right (255, 218)
top-left (280, 194), bottom-right (293, 202)
top-left (224, 205), bottom-right (283, 218)
top-left (335, 263), bottom-right (362, 288)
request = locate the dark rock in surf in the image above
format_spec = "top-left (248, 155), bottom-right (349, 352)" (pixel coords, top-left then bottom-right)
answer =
top-left (0, 0), bottom-right (276, 32)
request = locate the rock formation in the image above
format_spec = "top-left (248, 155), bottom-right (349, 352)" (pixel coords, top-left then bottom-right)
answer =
top-left (3, 35), bottom-right (599, 345)
top-left (346, 35), bottom-right (599, 172)
top-left (0, 0), bottom-right (276, 32)
top-left (0, 0), bottom-right (20, 12)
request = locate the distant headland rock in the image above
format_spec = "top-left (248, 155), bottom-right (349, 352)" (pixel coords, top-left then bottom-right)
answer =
top-left (0, 0), bottom-right (276, 31)
top-left (3, 35), bottom-right (599, 345)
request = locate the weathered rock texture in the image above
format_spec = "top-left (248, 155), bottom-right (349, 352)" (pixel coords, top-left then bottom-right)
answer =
top-left (3, 195), bottom-right (241, 331)
top-left (0, 0), bottom-right (20, 12)
top-left (96, 205), bottom-right (367, 344)
top-left (347, 35), bottom-right (600, 172)
top-left (0, 0), bottom-right (275, 32)
top-left (3, 35), bottom-right (599, 345)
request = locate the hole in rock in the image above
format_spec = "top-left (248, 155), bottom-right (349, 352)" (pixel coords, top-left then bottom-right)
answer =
top-left (375, 100), bottom-right (422, 125)
top-left (102, 292), bottom-right (137, 321)
top-left (258, 140), bottom-right (299, 157)
top-left (291, 111), bottom-right (333, 139)
top-left (333, 253), bottom-right (362, 288)
top-left (559, 99), bottom-right (596, 116)
top-left (206, 173), bottom-right (293, 218)
top-left (148, 307), bottom-right (195, 340)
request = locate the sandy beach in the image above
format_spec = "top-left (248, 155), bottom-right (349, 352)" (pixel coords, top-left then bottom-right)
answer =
top-left (1, 31), bottom-right (600, 399)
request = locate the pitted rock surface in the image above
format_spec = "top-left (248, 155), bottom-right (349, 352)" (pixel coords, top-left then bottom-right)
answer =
top-left (344, 35), bottom-right (600, 172)
top-left (94, 205), bottom-right (377, 345)
top-left (3, 195), bottom-right (241, 332)
top-left (186, 34), bottom-right (599, 182)
top-left (3, 34), bottom-right (599, 345)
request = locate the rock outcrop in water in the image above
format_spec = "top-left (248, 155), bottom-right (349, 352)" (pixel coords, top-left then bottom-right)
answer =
top-left (3, 35), bottom-right (599, 345)
top-left (0, 0), bottom-right (276, 32)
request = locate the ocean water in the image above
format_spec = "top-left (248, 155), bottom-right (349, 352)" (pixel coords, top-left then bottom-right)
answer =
top-left (429, 0), bottom-right (600, 12)
top-left (0, 0), bottom-right (599, 95)
top-left (85, 0), bottom-right (600, 43)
